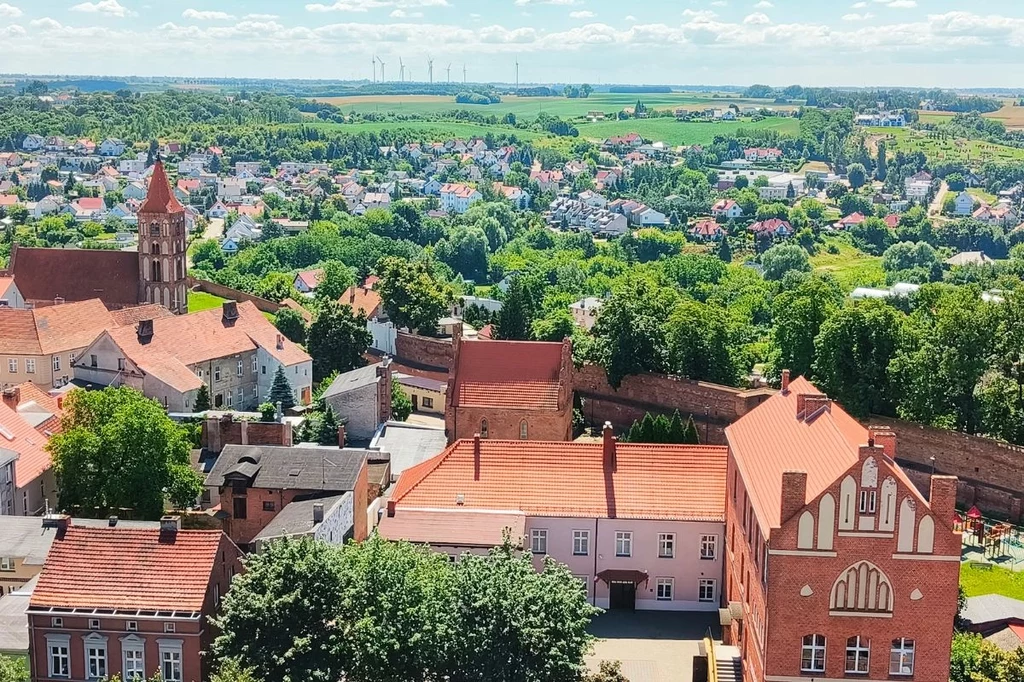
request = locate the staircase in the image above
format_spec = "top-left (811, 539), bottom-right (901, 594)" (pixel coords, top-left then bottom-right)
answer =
top-left (714, 645), bottom-right (742, 682)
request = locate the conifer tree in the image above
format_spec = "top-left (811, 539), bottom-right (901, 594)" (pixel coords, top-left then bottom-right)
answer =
top-left (667, 410), bottom-right (686, 443)
top-left (717, 237), bottom-right (732, 263)
top-left (194, 384), bottom-right (211, 412)
top-left (269, 366), bottom-right (296, 411)
top-left (682, 414), bottom-right (701, 444)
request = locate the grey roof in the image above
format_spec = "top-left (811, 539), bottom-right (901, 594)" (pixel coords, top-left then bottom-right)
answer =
top-left (370, 421), bottom-right (447, 480)
top-left (0, 574), bottom-right (36, 654)
top-left (985, 627), bottom-right (1024, 652)
top-left (253, 493), bottom-right (352, 542)
top-left (206, 445), bottom-right (368, 491)
top-left (322, 363), bottom-right (381, 398)
top-left (395, 373), bottom-right (446, 393)
top-left (963, 594), bottom-right (1024, 628)
top-left (0, 516), bottom-right (160, 566)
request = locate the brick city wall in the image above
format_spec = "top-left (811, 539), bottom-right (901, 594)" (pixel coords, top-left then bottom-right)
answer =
top-left (395, 331), bottom-right (453, 372)
top-left (189, 277), bottom-right (282, 314)
top-left (200, 417), bottom-right (293, 454)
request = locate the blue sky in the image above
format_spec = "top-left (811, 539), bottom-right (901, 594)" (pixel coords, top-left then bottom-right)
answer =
top-left (3, 0), bottom-right (1024, 87)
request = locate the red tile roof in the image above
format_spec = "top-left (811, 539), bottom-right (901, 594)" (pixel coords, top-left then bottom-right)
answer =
top-left (31, 526), bottom-right (225, 612)
top-left (339, 284), bottom-right (382, 318)
top-left (725, 376), bottom-right (922, 534)
top-left (378, 508), bottom-right (526, 547)
top-left (390, 438), bottom-right (727, 521)
top-left (0, 299), bottom-right (118, 356)
top-left (884, 214), bottom-right (901, 229)
top-left (15, 381), bottom-right (63, 435)
top-left (139, 160), bottom-right (183, 214)
top-left (453, 339), bottom-right (565, 411)
top-left (0, 399), bottom-right (55, 488)
top-left (9, 244), bottom-right (141, 309)
top-left (73, 197), bottom-right (104, 211)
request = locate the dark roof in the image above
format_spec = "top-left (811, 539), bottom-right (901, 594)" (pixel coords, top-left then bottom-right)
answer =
top-left (253, 493), bottom-right (352, 541)
top-left (10, 245), bottom-right (140, 308)
top-left (395, 373), bottom-right (446, 392)
top-left (206, 445), bottom-right (368, 491)
top-left (963, 594), bottom-right (1024, 628)
top-left (322, 362), bottom-right (381, 398)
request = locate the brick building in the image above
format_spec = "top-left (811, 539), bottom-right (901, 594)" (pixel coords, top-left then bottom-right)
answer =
top-left (723, 372), bottom-right (960, 682)
top-left (444, 332), bottom-right (573, 443)
top-left (26, 516), bottom-right (241, 682)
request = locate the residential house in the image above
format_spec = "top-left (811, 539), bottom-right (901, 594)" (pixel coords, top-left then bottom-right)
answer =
top-left (973, 204), bottom-right (1019, 227)
top-left (445, 334), bottom-right (573, 443)
top-left (118, 159), bottom-right (146, 176)
top-left (293, 268), bottom-right (324, 296)
top-left (594, 170), bottom-right (620, 191)
top-left (712, 199), bottom-right (744, 220)
top-left (492, 183), bottom-right (530, 210)
top-left (440, 183), bottom-right (482, 214)
top-left (743, 147), bottom-right (783, 163)
top-left (690, 219), bottom-right (726, 242)
top-left (21, 135), bottom-right (44, 152)
top-left (635, 206), bottom-right (668, 227)
top-left (29, 198), bottom-right (61, 220)
top-left (250, 494), bottom-right (355, 551)
top-left (603, 133), bottom-right (644, 148)
top-left (749, 218), bottom-right (794, 239)
top-left (26, 517), bottom-right (242, 682)
top-left (380, 424), bottom-right (726, 611)
top-left (954, 191), bottom-right (975, 216)
top-left (235, 161), bottom-right (261, 177)
top-left (98, 139), bottom-right (125, 157)
top-left (207, 201), bottom-right (228, 219)
top-left (0, 277), bottom-right (27, 309)
top-left (205, 444), bottom-right (370, 548)
top-left (837, 212), bottom-right (867, 229)
top-left (945, 251), bottom-right (994, 267)
top-left (122, 181), bottom-right (147, 201)
top-left (63, 197), bottom-right (106, 223)
top-left (361, 192), bottom-right (392, 212)
top-left (321, 359), bottom-right (394, 443)
top-left (73, 301), bottom-right (313, 413)
top-left (855, 111), bottom-right (907, 127)
top-left (340, 278), bottom-right (383, 319)
top-left (548, 197), bottom-right (629, 237)
top-left (722, 373), bottom-right (960, 682)
top-left (217, 178), bottom-right (246, 201)
top-left (904, 171), bottom-right (933, 200)
top-left (0, 384), bottom-right (64, 516)
top-left (569, 297), bottom-right (604, 331)
top-left (73, 139), bottom-right (96, 156)
top-left (577, 191), bottom-right (608, 209)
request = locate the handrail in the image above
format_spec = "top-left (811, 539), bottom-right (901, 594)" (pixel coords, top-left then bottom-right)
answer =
top-left (704, 626), bottom-right (718, 682)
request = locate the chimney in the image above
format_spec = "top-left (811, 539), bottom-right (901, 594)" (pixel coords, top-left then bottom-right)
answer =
top-left (796, 393), bottom-right (830, 419)
top-left (312, 502), bottom-right (324, 524)
top-left (473, 433), bottom-right (481, 480)
top-left (349, 286), bottom-right (356, 305)
top-left (858, 443), bottom-right (880, 462)
top-left (159, 515), bottom-right (181, 535)
top-left (107, 515), bottom-right (119, 527)
top-left (282, 420), bottom-right (293, 447)
top-left (56, 395), bottom-right (64, 410)
top-left (451, 321), bottom-right (463, 355)
top-left (386, 499), bottom-right (396, 517)
top-left (602, 421), bottom-right (617, 472)
top-left (276, 334), bottom-right (284, 351)
top-left (54, 296), bottom-right (65, 306)
top-left (222, 300), bottom-right (239, 322)
top-left (337, 423), bottom-right (346, 448)
top-left (867, 426), bottom-right (897, 459)
top-left (42, 513), bottom-right (71, 532)
top-left (377, 358), bottom-right (393, 423)
top-left (2, 386), bottom-right (20, 411)
top-left (781, 369), bottom-right (791, 393)
top-left (780, 471), bottom-right (807, 525)
top-left (929, 475), bottom-right (958, 522)
top-left (137, 319), bottom-right (154, 343)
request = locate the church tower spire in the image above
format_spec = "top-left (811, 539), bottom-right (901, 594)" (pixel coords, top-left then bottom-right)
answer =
top-left (138, 159), bottom-right (188, 314)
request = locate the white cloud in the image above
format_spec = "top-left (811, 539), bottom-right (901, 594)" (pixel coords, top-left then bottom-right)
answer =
top-left (842, 12), bottom-right (873, 21)
top-left (69, 0), bottom-right (134, 17)
top-left (307, 0), bottom-right (448, 11)
top-left (570, 10), bottom-right (595, 18)
top-left (710, 1), bottom-right (727, 5)
top-left (851, 1), bottom-right (867, 6)
top-left (743, 12), bottom-right (770, 25)
top-left (30, 17), bottom-right (63, 29)
top-left (513, 0), bottom-right (581, 5)
top-left (625, 14), bottom-right (636, 21)
top-left (182, 9), bottom-right (235, 21)
top-left (753, 1), bottom-right (773, 7)
top-left (243, 13), bottom-right (279, 20)
top-left (0, 3), bottom-right (22, 17)
top-left (874, 0), bottom-right (916, 6)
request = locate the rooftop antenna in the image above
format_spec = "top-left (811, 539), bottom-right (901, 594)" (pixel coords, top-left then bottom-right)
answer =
top-left (377, 56), bottom-right (386, 82)
top-left (428, 55), bottom-right (434, 85)
top-left (446, 63), bottom-right (452, 83)
top-left (399, 57), bottom-right (405, 83)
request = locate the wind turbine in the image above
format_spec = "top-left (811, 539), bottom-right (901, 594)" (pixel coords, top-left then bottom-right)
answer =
top-left (446, 63), bottom-right (452, 83)
top-left (399, 57), bottom-right (405, 83)
top-left (371, 55), bottom-right (377, 83)
top-left (377, 56), bottom-right (386, 82)
top-left (515, 57), bottom-right (519, 92)
top-left (463, 63), bottom-right (467, 84)
top-left (427, 55), bottom-right (434, 85)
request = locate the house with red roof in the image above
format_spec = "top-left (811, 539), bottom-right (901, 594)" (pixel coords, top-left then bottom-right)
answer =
top-left (884, 213), bottom-right (901, 229)
top-left (749, 218), bottom-right (793, 238)
top-left (689, 219), bottom-right (726, 242)
top-left (444, 333), bottom-right (573, 443)
top-left (712, 199), bottom-right (744, 220)
top-left (339, 277), bottom-right (383, 319)
top-left (293, 268), bottom-right (324, 296)
top-left (838, 212), bottom-right (867, 229)
top-left (722, 372), bottom-right (961, 682)
top-left (439, 183), bottom-right (482, 214)
top-left (63, 197), bottom-right (106, 222)
top-left (26, 517), bottom-right (241, 682)
top-left (0, 383), bottom-right (64, 516)
top-left (379, 423), bottom-right (727, 611)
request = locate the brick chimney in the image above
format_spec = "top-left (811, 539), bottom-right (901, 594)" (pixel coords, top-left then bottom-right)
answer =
top-left (137, 319), bottom-right (154, 343)
top-left (349, 286), bottom-right (356, 305)
top-left (312, 502), bottom-right (324, 524)
top-left (867, 426), bottom-right (897, 459)
top-left (337, 423), bottom-right (346, 448)
top-left (780, 471), bottom-right (807, 525)
top-left (473, 433), bottom-right (481, 480)
top-left (222, 301), bottom-right (239, 323)
top-left (451, 321), bottom-right (463, 355)
top-left (2, 386), bottom-right (20, 411)
top-left (781, 369), bottom-right (791, 393)
top-left (386, 499), bottom-right (397, 517)
top-left (275, 333), bottom-right (285, 351)
top-left (929, 475), bottom-right (958, 522)
top-left (796, 393), bottom-right (831, 419)
top-left (377, 357), bottom-right (393, 423)
top-left (602, 421), bottom-right (617, 472)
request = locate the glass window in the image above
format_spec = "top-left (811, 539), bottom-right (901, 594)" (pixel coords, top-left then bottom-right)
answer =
top-left (656, 578), bottom-right (673, 601)
top-left (0, 557), bottom-right (11, 571)
top-left (698, 579), bottom-right (717, 602)
top-left (25, 359), bottom-right (34, 373)
top-left (519, 420), bottom-right (528, 440)
top-left (123, 647), bottom-right (144, 681)
top-left (115, 358), bottom-right (123, 371)
top-left (658, 533), bottom-right (675, 558)
top-left (48, 640), bottom-right (70, 678)
top-left (90, 354), bottom-right (97, 368)
top-left (263, 501), bottom-right (275, 512)
top-left (252, 356), bottom-right (258, 373)
top-left (890, 639), bottom-right (915, 676)
top-left (480, 419), bottom-right (489, 439)
top-left (701, 534), bottom-right (718, 560)
top-left (859, 490), bottom-right (877, 514)
top-left (214, 366), bottom-right (221, 381)
top-left (615, 531), bottom-right (632, 557)
top-left (237, 360), bottom-right (243, 376)
top-left (422, 397), bottom-right (433, 408)
top-left (7, 359), bottom-right (15, 373)
top-left (572, 530), bottom-right (590, 556)
top-left (530, 529), bottom-right (547, 554)
top-left (846, 636), bottom-right (870, 674)
top-left (86, 642), bottom-right (107, 680)
top-left (161, 650), bottom-right (182, 682)
top-left (226, 391), bottom-right (233, 408)
top-left (801, 635), bottom-right (826, 673)
top-left (52, 355), bottom-right (60, 372)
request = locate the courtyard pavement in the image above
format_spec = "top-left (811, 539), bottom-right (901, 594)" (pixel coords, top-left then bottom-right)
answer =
top-left (586, 610), bottom-right (720, 682)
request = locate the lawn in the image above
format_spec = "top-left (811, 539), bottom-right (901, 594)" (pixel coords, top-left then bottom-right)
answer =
top-left (575, 117), bottom-right (800, 147)
top-left (188, 290), bottom-right (228, 313)
top-left (961, 562), bottom-right (1024, 600)
top-left (291, 120), bottom-right (548, 142)
top-left (867, 126), bottom-right (1024, 164)
top-left (968, 187), bottom-right (998, 205)
top-left (810, 237), bottom-right (885, 291)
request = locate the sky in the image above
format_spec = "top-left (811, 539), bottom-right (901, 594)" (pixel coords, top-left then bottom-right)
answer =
top-left (2, 0), bottom-right (1024, 88)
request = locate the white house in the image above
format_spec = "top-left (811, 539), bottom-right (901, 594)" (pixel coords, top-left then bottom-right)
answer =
top-left (21, 135), bottom-right (44, 152)
top-left (440, 183), bottom-right (482, 214)
top-left (235, 161), bottom-right (262, 177)
top-left (711, 199), bottom-right (744, 220)
top-left (118, 159), bottom-right (146, 175)
top-left (954, 191), bottom-right (975, 216)
top-left (636, 207), bottom-right (667, 227)
top-left (218, 178), bottom-right (246, 200)
top-left (99, 139), bottom-right (125, 157)
top-left (570, 297), bottom-right (604, 331)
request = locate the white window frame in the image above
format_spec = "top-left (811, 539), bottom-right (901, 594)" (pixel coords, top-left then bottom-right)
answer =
top-left (698, 578), bottom-right (717, 603)
top-left (890, 638), bottom-right (915, 676)
top-left (46, 633), bottom-right (70, 678)
top-left (530, 528), bottom-right (547, 554)
top-left (7, 359), bottom-right (15, 373)
top-left (121, 635), bottom-right (145, 681)
top-left (26, 359), bottom-right (35, 374)
top-left (226, 391), bottom-right (233, 408)
top-left (126, 621), bottom-right (138, 632)
top-left (158, 640), bottom-right (183, 682)
top-left (615, 531), bottom-right (632, 557)
top-left (859, 490), bottom-right (877, 514)
top-left (163, 623), bottom-right (175, 634)
top-left (700, 534), bottom-right (718, 560)
top-left (237, 359), bottom-right (243, 376)
top-left (656, 577), bottom-right (674, 601)
top-left (214, 366), bottom-right (221, 381)
top-left (252, 356), bottom-right (258, 373)
top-left (0, 557), bottom-right (11, 571)
top-left (50, 617), bottom-right (63, 628)
top-left (88, 618), bottom-right (100, 630)
top-left (572, 530), bottom-right (590, 556)
top-left (846, 636), bottom-right (870, 674)
top-left (801, 634), bottom-right (827, 673)
top-left (83, 632), bottom-right (108, 681)
top-left (52, 355), bottom-right (60, 373)
top-left (658, 533), bottom-right (675, 558)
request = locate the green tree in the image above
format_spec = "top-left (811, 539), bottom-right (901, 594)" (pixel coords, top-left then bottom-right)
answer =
top-left (307, 301), bottom-right (371, 381)
top-left (768, 275), bottom-right (843, 381)
top-left (269, 366), bottom-right (296, 411)
top-left (761, 243), bottom-right (811, 280)
top-left (375, 256), bottom-right (452, 333)
top-left (532, 308), bottom-right (577, 342)
top-left (194, 384), bottom-right (211, 412)
top-left (434, 225), bottom-right (489, 281)
top-left (274, 308), bottom-right (308, 344)
top-left (0, 654), bottom-right (29, 682)
top-left (312, 405), bottom-right (340, 445)
top-left (665, 300), bottom-right (739, 386)
top-left (846, 163), bottom-right (867, 189)
top-left (391, 380), bottom-right (412, 421)
top-left (47, 387), bottom-right (203, 518)
top-left (496, 276), bottom-right (533, 340)
top-left (717, 236), bottom-right (732, 263)
top-left (314, 260), bottom-right (356, 304)
top-left (733, 175), bottom-right (749, 189)
top-left (682, 415), bottom-right (701, 444)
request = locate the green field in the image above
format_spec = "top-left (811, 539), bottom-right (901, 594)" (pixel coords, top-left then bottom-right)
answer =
top-left (188, 290), bottom-right (228, 313)
top-left (868, 127), bottom-right (1024, 164)
top-left (315, 92), bottom-right (798, 120)
top-left (961, 562), bottom-right (1024, 600)
top-left (810, 237), bottom-right (885, 291)
top-left (292, 120), bottom-right (548, 142)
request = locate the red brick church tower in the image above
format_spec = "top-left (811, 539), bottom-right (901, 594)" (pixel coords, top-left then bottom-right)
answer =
top-left (138, 159), bottom-right (188, 314)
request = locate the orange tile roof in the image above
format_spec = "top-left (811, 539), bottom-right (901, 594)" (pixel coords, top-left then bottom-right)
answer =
top-left (391, 439), bottom-right (727, 521)
top-left (379, 508), bottom-right (526, 547)
top-left (339, 284), bottom-right (382, 318)
top-left (0, 299), bottom-right (118, 356)
top-left (109, 304), bottom-right (175, 327)
top-left (725, 376), bottom-right (922, 534)
top-left (453, 339), bottom-right (565, 411)
top-left (139, 160), bottom-right (183, 214)
top-left (0, 399), bottom-right (54, 488)
top-left (14, 381), bottom-right (63, 435)
top-left (31, 527), bottom-right (224, 612)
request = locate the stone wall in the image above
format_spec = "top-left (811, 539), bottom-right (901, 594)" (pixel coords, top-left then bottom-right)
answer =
top-left (394, 331), bottom-right (452, 372)
top-left (200, 417), bottom-right (293, 454)
top-left (188, 277), bottom-right (282, 315)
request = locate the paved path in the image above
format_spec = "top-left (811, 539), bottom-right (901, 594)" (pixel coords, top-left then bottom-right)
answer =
top-left (929, 181), bottom-right (949, 217)
top-left (586, 611), bottom-right (718, 682)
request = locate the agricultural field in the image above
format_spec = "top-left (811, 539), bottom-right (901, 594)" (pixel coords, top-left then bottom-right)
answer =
top-left (292, 120), bottom-right (548, 142)
top-left (314, 92), bottom-right (798, 120)
top-left (575, 116), bottom-right (799, 147)
top-left (918, 99), bottom-right (1024, 129)
top-left (867, 126), bottom-right (1024, 164)
top-left (810, 236), bottom-right (885, 291)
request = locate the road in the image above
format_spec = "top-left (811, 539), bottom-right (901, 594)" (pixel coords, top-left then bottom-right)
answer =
top-left (929, 181), bottom-right (949, 217)
top-left (187, 217), bottom-right (223, 268)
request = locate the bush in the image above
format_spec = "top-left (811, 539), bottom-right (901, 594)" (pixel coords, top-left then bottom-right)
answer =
top-left (259, 403), bottom-right (276, 422)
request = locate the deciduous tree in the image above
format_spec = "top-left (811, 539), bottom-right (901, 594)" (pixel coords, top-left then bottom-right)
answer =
top-left (375, 256), bottom-right (452, 333)
top-left (306, 301), bottom-right (371, 381)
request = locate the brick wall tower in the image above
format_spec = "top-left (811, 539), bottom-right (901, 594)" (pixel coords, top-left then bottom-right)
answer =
top-left (138, 159), bottom-right (188, 314)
